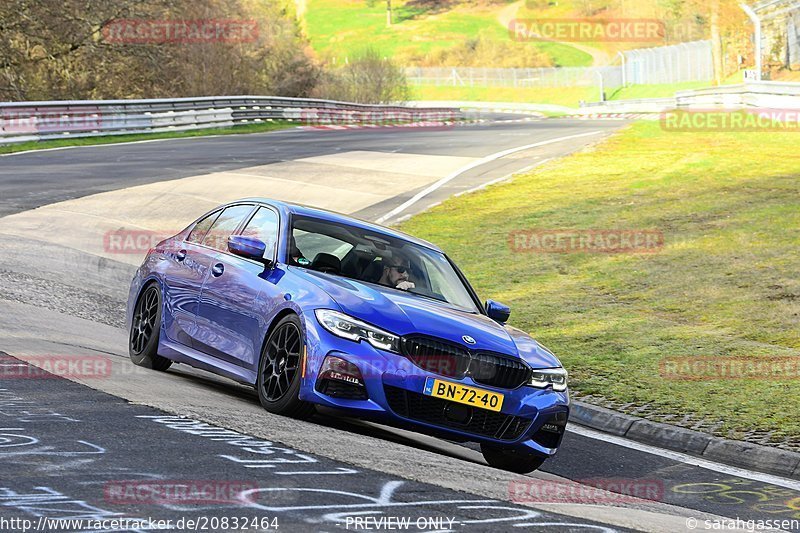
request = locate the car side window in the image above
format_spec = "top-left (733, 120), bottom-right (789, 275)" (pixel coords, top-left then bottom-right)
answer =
top-left (186, 210), bottom-right (220, 244)
top-left (240, 207), bottom-right (279, 256)
top-left (293, 229), bottom-right (353, 261)
top-left (202, 204), bottom-right (254, 252)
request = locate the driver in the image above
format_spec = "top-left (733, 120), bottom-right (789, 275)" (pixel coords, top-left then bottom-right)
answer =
top-left (289, 235), bottom-right (310, 266)
top-left (378, 253), bottom-right (415, 291)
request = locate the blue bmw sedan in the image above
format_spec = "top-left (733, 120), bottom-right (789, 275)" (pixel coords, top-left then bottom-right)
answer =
top-left (127, 198), bottom-right (569, 473)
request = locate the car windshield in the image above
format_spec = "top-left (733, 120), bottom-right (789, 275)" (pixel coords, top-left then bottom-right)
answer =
top-left (289, 215), bottom-right (480, 313)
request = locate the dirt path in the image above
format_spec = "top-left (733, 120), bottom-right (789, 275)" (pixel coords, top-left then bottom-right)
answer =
top-left (497, 0), bottom-right (613, 66)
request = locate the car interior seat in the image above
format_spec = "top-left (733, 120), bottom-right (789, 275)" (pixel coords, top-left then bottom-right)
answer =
top-left (311, 253), bottom-right (341, 275)
top-left (360, 258), bottom-right (384, 283)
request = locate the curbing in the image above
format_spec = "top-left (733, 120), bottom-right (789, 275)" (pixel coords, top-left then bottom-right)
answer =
top-left (571, 400), bottom-right (800, 480)
top-left (570, 402), bottom-right (633, 436)
top-left (702, 440), bottom-right (800, 478)
top-left (626, 419), bottom-right (712, 456)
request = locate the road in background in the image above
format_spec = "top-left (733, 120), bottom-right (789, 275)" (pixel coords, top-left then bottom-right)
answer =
top-left (0, 118), bottom-right (613, 218)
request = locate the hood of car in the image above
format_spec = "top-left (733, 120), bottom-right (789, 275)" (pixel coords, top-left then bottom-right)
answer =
top-left (293, 269), bottom-right (561, 369)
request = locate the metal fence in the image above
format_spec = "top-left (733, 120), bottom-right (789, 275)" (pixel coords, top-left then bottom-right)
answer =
top-left (0, 96), bottom-right (462, 145)
top-left (406, 41), bottom-right (713, 89)
top-left (623, 41), bottom-right (713, 85)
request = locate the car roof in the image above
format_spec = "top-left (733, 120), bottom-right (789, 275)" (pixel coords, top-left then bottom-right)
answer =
top-left (235, 198), bottom-right (443, 253)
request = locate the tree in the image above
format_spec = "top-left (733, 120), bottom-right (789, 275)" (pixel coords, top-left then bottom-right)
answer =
top-left (366, 0), bottom-right (392, 26)
top-left (0, 0), bottom-right (320, 100)
top-left (312, 48), bottom-right (409, 104)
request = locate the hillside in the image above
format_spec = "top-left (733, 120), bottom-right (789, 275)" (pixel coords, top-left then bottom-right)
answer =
top-left (302, 0), bottom-right (718, 69)
top-left (304, 0), bottom-right (593, 67)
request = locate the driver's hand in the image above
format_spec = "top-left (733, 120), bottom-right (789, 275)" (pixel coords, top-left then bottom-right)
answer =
top-left (396, 281), bottom-right (415, 291)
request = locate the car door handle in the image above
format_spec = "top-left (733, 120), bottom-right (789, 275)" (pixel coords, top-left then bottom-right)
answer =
top-left (211, 263), bottom-right (225, 277)
top-left (176, 250), bottom-right (186, 262)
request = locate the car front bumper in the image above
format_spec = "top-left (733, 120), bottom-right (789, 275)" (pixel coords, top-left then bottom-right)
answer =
top-left (300, 315), bottom-right (570, 458)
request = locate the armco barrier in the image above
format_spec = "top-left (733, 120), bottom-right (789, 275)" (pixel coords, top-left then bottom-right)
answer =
top-left (675, 81), bottom-right (800, 110)
top-left (574, 81), bottom-right (800, 115)
top-left (0, 96), bottom-right (462, 144)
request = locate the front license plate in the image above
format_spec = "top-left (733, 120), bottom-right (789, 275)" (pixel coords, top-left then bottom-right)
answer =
top-left (423, 377), bottom-right (504, 412)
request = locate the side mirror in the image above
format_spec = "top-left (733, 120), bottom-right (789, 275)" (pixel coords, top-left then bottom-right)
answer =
top-left (228, 235), bottom-right (269, 264)
top-left (486, 300), bottom-right (511, 323)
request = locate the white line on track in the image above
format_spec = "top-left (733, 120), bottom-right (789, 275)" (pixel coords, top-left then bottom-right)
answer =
top-left (568, 424), bottom-right (800, 491)
top-left (375, 130), bottom-right (604, 224)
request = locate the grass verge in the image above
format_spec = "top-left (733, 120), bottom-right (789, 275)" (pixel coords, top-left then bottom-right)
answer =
top-left (0, 121), bottom-right (294, 155)
top-left (399, 121), bottom-right (800, 447)
top-left (410, 85), bottom-right (597, 107)
top-left (411, 82), bottom-right (717, 107)
top-left (605, 81), bottom-right (712, 101)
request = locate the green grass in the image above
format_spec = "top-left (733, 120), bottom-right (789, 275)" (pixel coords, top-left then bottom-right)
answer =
top-left (399, 121), bottom-right (800, 446)
top-left (305, 0), bottom-right (591, 67)
top-left (410, 85), bottom-right (597, 107)
top-left (525, 41), bottom-right (592, 67)
top-left (0, 121), bottom-right (294, 155)
top-left (606, 81), bottom-right (712, 100)
top-left (412, 81), bottom-right (730, 107)
top-left (723, 70), bottom-right (746, 84)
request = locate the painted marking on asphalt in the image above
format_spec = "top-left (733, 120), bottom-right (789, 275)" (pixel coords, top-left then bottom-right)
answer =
top-left (375, 130), bottom-right (604, 224)
top-left (568, 424), bottom-right (800, 492)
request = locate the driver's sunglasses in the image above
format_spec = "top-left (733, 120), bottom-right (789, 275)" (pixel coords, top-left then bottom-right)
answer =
top-left (388, 265), bottom-right (409, 274)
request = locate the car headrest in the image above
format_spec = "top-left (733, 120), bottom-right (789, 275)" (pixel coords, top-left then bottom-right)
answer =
top-left (311, 253), bottom-right (341, 274)
top-left (361, 258), bottom-right (384, 283)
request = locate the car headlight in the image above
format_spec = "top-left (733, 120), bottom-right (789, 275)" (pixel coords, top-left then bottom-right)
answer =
top-left (528, 367), bottom-right (568, 392)
top-left (315, 309), bottom-right (400, 353)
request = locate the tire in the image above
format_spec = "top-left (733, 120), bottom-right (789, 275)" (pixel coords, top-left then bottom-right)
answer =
top-left (481, 444), bottom-right (547, 474)
top-left (129, 282), bottom-right (173, 371)
top-left (256, 314), bottom-right (315, 419)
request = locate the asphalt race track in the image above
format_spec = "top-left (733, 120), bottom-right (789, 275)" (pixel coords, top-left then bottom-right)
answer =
top-left (1, 118), bottom-right (798, 532)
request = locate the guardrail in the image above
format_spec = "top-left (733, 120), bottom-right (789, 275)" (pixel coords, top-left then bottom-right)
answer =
top-left (675, 81), bottom-right (800, 109)
top-left (575, 81), bottom-right (800, 115)
top-left (0, 96), bottom-right (463, 144)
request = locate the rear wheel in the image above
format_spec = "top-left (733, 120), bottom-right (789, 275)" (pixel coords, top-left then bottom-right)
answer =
top-left (481, 444), bottom-right (547, 474)
top-left (129, 283), bottom-right (172, 371)
top-left (256, 314), bottom-right (315, 419)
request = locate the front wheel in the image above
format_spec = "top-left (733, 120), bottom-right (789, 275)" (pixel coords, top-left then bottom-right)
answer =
top-left (481, 444), bottom-right (547, 474)
top-left (129, 283), bottom-right (172, 371)
top-left (256, 314), bottom-right (315, 419)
